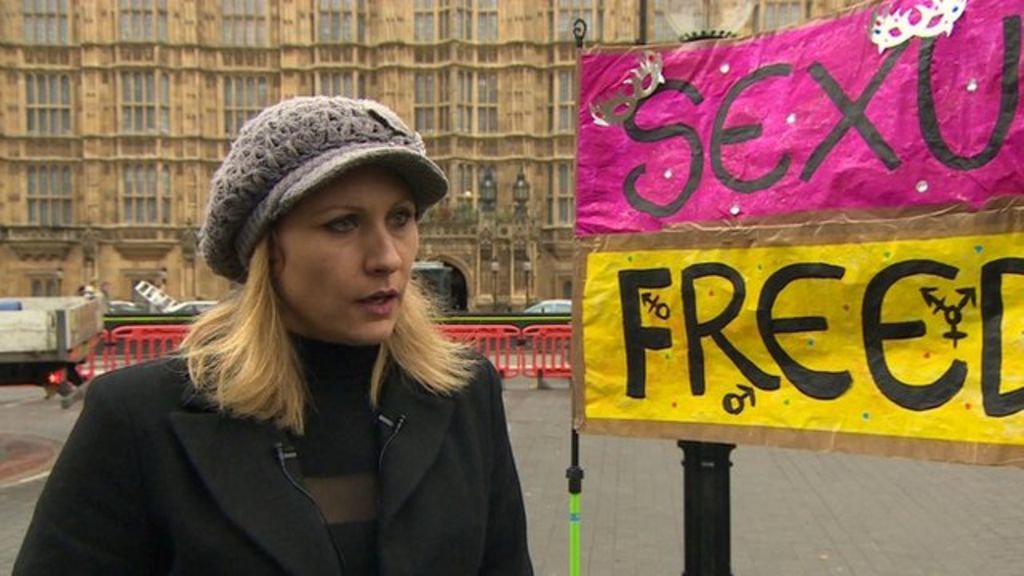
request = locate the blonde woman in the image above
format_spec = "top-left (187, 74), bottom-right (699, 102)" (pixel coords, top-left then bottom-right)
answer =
top-left (16, 97), bottom-right (533, 575)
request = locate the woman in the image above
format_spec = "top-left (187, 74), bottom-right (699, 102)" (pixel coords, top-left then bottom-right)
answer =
top-left (15, 97), bottom-right (533, 575)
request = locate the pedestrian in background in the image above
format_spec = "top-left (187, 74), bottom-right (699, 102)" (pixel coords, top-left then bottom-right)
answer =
top-left (15, 96), bottom-right (533, 575)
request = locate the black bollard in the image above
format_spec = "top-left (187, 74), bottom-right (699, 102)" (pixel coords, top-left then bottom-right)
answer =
top-left (679, 441), bottom-right (735, 576)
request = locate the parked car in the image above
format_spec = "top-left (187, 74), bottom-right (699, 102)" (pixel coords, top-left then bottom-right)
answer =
top-left (163, 300), bottom-right (218, 315)
top-left (106, 300), bottom-right (150, 315)
top-left (523, 299), bottom-right (572, 315)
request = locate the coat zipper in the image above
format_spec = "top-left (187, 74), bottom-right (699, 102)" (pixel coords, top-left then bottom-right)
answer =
top-left (274, 441), bottom-right (348, 570)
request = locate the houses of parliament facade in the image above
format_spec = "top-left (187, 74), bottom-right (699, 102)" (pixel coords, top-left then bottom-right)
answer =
top-left (0, 0), bottom-right (857, 311)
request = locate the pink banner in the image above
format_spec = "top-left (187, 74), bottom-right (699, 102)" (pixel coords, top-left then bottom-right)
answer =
top-left (576, 1), bottom-right (1024, 236)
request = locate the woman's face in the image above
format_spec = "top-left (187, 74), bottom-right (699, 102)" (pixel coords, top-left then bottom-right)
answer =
top-left (271, 167), bottom-right (419, 345)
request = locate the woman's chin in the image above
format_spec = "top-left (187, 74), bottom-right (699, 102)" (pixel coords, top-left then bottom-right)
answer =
top-left (326, 320), bottom-right (397, 346)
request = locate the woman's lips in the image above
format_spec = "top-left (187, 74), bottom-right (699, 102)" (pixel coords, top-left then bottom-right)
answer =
top-left (358, 292), bottom-right (399, 316)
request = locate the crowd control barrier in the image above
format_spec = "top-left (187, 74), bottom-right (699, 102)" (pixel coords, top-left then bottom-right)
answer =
top-left (521, 325), bottom-right (573, 387)
top-left (438, 324), bottom-right (522, 378)
top-left (77, 333), bottom-right (107, 381)
top-left (82, 322), bottom-right (573, 383)
top-left (101, 325), bottom-right (191, 373)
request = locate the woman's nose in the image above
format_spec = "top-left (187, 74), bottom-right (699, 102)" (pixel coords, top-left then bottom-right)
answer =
top-left (364, 228), bottom-right (403, 275)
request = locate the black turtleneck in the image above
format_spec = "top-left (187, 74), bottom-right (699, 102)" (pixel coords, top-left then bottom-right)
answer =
top-left (291, 334), bottom-right (380, 575)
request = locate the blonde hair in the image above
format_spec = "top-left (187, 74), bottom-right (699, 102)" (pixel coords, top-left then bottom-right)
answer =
top-left (180, 238), bottom-right (474, 434)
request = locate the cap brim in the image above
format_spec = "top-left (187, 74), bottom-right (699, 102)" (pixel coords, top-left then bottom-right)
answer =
top-left (274, 145), bottom-right (448, 220)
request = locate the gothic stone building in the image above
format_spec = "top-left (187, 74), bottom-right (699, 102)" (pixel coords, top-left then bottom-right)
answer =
top-left (0, 0), bottom-right (856, 310)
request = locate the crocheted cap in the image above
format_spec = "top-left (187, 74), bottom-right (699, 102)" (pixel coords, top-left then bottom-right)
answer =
top-left (200, 96), bottom-right (448, 282)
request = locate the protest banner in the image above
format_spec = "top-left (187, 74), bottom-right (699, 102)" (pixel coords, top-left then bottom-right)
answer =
top-left (574, 0), bottom-right (1024, 466)
top-left (576, 0), bottom-right (1019, 235)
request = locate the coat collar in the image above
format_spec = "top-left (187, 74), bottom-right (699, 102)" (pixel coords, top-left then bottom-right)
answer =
top-left (168, 411), bottom-right (342, 576)
top-left (375, 368), bottom-right (455, 526)
top-left (169, 366), bottom-right (455, 575)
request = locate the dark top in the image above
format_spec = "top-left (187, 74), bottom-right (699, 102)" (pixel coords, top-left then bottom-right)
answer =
top-left (13, 354), bottom-right (534, 575)
top-left (292, 335), bottom-right (381, 575)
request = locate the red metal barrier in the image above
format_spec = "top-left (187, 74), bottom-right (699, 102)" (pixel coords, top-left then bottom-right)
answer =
top-left (101, 325), bottom-right (191, 373)
top-left (84, 322), bottom-right (573, 383)
top-left (78, 332), bottom-right (107, 381)
top-left (439, 324), bottom-right (522, 378)
top-left (522, 325), bottom-right (572, 382)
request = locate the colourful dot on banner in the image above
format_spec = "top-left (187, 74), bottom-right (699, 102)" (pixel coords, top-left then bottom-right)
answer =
top-left (924, 352), bottom-right (931, 359)
top-left (757, 264), bottom-right (763, 270)
top-left (883, 251), bottom-right (892, 259)
top-left (842, 305), bottom-right (850, 311)
top-left (671, 402), bottom-right (678, 408)
top-left (807, 338), bottom-right (815, 347)
top-left (964, 402), bottom-right (972, 410)
top-left (627, 255), bottom-right (634, 262)
top-left (664, 353), bottom-right (672, 359)
top-left (709, 290), bottom-right (715, 296)
top-left (862, 412), bottom-right (871, 420)
top-left (784, 399), bottom-right (791, 406)
top-left (974, 245), bottom-right (984, 253)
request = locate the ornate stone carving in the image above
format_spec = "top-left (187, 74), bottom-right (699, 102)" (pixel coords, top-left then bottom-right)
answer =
top-left (112, 227), bottom-right (178, 260)
top-left (5, 227), bottom-right (76, 261)
top-left (80, 226), bottom-right (99, 262)
top-left (179, 227), bottom-right (199, 263)
top-left (113, 242), bottom-right (176, 260)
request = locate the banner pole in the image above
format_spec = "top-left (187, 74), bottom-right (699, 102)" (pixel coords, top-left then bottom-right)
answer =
top-left (568, 19), bottom-right (588, 576)
top-left (567, 428), bottom-right (584, 576)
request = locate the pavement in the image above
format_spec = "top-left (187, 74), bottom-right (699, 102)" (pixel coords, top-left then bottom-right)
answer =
top-left (3, 378), bottom-right (1024, 575)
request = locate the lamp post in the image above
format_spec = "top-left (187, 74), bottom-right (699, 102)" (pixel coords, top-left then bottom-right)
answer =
top-left (480, 169), bottom-right (497, 213)
top-left (513, 168), bottom-right (532, 307)
top-left (490, 259), bottom-right (500, 311)
top-left (522, 260), bottom-right (532, 307)
top-left (512, 167), bottom-right (530, 220)
top-left (459, 189), bottom-right (473, 220)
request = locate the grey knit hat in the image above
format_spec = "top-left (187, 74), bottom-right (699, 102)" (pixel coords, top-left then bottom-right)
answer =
top-left (200, 96), bottom-right (448, 282)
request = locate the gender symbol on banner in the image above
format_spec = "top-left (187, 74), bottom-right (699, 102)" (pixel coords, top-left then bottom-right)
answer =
top-left (722, 384), bottom-right (757, 415)
top-left (920, 286), bottom-right (977, 348)
top-left (641, 292), bottom-right (671, 320)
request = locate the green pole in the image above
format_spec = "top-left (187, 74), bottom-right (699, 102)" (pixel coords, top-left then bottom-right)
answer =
top-left (567, 428), bottom-right (584, 576)
top-left (569, 491), bottom-right (582, 576)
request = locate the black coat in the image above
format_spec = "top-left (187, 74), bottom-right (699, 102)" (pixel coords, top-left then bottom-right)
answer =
top-left (14, 355), bottom-right (533, 575)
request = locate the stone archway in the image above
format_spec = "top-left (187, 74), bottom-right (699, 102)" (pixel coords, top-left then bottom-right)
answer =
top-left (448, 266), bottom-right (468, 312)
top-left (415, 258), bottom-right (471, 312)
top-left (436, 258), bottom-right (469, 312)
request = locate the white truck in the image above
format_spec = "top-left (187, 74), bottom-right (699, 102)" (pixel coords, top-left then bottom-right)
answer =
top-left (0, 297), bottom-right (106, 402)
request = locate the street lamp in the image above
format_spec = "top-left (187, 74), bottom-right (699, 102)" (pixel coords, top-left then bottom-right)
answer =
top-left (480, 169), bottom-right (497, 213)
top-left (522, 260), bottom-right (532, 306)
top-left (490, 259), bottom-right (500, 311)
top-left (512, 167), bottom-right (530, 220)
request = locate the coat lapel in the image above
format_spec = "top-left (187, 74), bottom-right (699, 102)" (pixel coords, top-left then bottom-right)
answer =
top-left (169, 412), bottom-right (341, 576)
top-left (377, 369), bottom-right (455, 526)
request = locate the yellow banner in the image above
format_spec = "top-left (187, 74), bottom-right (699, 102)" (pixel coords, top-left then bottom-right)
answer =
top-left (582, 231), bottom-right (1024, 447)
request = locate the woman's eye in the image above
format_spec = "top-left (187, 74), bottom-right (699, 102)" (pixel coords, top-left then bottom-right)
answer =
top-left (389, 208), bottom-right (415, 227)
top-left (326, 215), bottom-right (358, 232)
